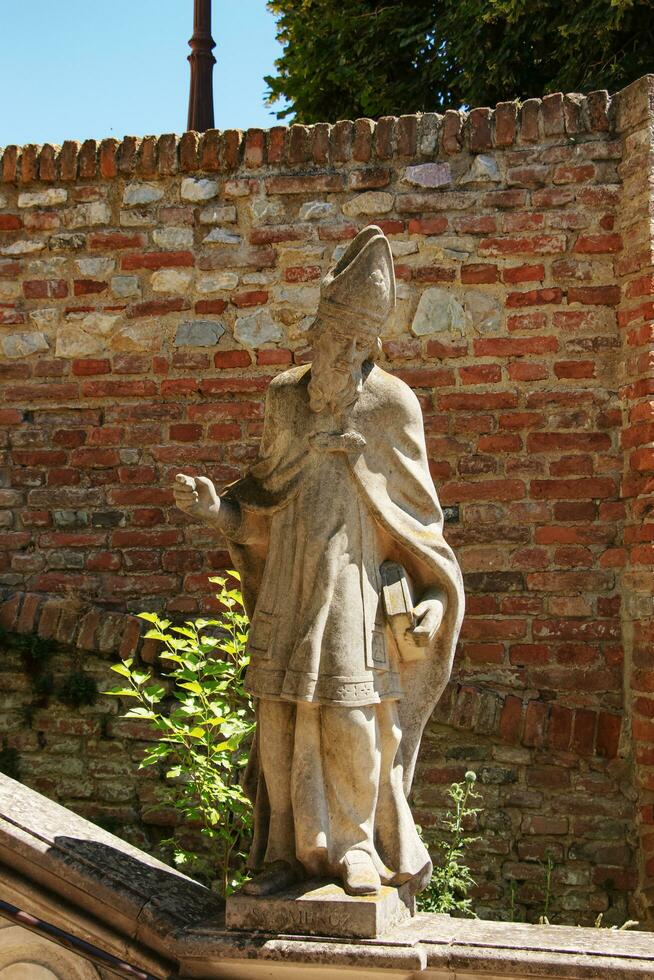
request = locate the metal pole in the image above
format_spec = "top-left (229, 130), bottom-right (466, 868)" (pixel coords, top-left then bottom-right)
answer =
top-left (187, 0), bottom-right (216, 132)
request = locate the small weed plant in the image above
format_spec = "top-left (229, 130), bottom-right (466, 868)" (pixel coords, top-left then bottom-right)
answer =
top-left (104, 573), bottom-right (254, 898)
top-left (418, 770), bottom-right (482, 916)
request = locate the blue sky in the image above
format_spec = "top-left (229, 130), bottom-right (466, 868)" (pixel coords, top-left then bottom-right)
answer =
top-left (0, 0), bottom-right (287, 147)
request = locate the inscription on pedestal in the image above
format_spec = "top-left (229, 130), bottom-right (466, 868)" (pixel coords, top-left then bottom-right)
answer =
top-left (226, 880), bottom-right (414, 940)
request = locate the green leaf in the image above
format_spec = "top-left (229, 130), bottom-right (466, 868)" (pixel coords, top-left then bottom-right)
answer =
top-left (179, 680), bottom-right (202, 694)
top-left (125, 706), bottom-right (157, 719)
top-left (110, 663), bottom-right (132, 679)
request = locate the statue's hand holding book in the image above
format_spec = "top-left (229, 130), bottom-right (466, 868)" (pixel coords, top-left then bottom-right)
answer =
top-left (380, 561), bottom-right (446, 660)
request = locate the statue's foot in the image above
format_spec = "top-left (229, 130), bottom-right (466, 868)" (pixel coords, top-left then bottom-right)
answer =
top-left (340, 851), bottom-right (381, 896)
top-left (241, 860), bottom-right (302, 897)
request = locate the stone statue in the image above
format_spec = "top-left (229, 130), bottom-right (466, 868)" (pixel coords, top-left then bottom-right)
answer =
top-left (174, 225), bottom-right (464, 900)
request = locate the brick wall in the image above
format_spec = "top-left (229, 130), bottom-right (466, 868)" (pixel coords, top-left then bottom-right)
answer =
top-left (0, 77), bottom-right (652, 926)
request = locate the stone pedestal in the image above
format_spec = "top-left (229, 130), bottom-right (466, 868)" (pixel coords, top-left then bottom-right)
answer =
top-left (225, 880), bottom-right (415, 939)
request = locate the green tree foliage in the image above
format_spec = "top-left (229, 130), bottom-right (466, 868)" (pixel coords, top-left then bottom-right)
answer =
top-left (266, 0), bottom-right (654, 123)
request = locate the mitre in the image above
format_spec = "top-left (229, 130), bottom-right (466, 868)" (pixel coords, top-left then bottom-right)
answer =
top-left (318, 224), bottom-right (396, 333)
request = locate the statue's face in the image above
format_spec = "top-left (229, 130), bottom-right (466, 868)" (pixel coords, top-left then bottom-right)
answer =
top-left (308, 318), bottom-right (372, 414)
top-left (315, 322), bottom-right (370, 377)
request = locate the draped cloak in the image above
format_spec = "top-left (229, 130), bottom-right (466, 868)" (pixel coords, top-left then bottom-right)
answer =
top-left (220, 362), bottom-right (465, 876)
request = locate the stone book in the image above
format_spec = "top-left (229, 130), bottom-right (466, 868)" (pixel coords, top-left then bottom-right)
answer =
top-left (379, 561), bottom-right (425, 663)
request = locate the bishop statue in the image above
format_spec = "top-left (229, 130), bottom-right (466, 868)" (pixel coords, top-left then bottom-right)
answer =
top-left (175, 225), bottom-right (464, 898)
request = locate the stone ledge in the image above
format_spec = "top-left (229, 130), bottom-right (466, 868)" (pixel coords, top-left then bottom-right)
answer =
top-left (1, 773), bottom-right (653, 978)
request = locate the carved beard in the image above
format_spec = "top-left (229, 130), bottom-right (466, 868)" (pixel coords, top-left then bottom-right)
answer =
top-left (308, 345), bottom-right (362, 415)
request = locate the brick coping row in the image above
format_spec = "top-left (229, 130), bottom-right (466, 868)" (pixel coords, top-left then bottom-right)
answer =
top-left (0, 589), bottom-right (143, 661)
top-left (3, 83), bottom-right (648, 188)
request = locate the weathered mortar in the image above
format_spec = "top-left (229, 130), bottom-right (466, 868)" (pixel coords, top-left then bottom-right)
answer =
top-left (0, 77), bottom-right (652, 926)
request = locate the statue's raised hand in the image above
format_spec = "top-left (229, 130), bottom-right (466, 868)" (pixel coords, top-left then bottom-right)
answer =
top-left (174, 473), bottom-right (220, 521)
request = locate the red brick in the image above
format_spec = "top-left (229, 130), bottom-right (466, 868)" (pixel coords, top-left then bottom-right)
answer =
top-left (73, 279), bottom-right (108, 296)
top-left (112, 354), bottom-right (150, 374)
top-left (500, 696), bottom-right (523, 743)
top-left (464, 643), bottom-right (504, 664)
top-left (72, 359), bottom-right (111, 376)
top-left (531, 478), bottom-right (617, 500)
top-left (377, 220), bottom-right (404, 236)
top-left (232, 290), bottom-right (269, 308)
top-left (117, 465), bottom-right (157, 484)
top-left (454, 215), bottom-right (497, 234)
top-left (250, 225), bottom-right (308, 246)
top-left (568, 285), bottom-right (621, 306)
top-left (24, 211), bottom-right (60, 231)
top-left (468, 107), bottom-right (492, 152)
top-left (318, 225), bottom-right (358, 242)
top-left (121, 251), bottom-right (194, 271)
top-left (523, 701), bottom-right (547, 747)
top-left (482, 190), bottom-right (527, 209)
top-left (257, 349), bottom-right (292, 365)
top-left (474, 337), bottom-right (557, 357)
top-left (494, 102), bottom-right (517, 146)
top-left (479, 235), bottom-right (565, 256)
top-left (459, 365), bottom-right (501, 385)
top-left (509, 362), bottom-right (548, 381)
top-left (208, 423), bottom-right (242, 440)
top-left (478, 433), bottom-right (521, 453)
top-left (7, 383), bottom-right (79, 401)
top-left (396, 368), bottom-right (454, 388)
top-left (349, 167), bottom-right (391, 190)
top-left (596, 712), bottom-right (621, 760)
top-left (415, 266), bottom-right (456, 283)
top-left (553, 163), bottom-right (595, 183)
top-left (81, 380), bottom-right (157, 398)
top-left (70, 448), bottom-right (120, 468)
top-left (571, 709), bottom-right (597, 756)
top-left (161, 379), bottom-right (198, 396)
top-left (0, 215), bottom-right (22, 230)
top-left (440, 479), bottom-right (525, 503)
top-left (169, 423), bottom-right (202, 442)
top-left (89, 232), bottom-right (145, 250)
top-left (23, 279), bottom-right (68, 299)
top-left (0, 310), bottom-right (27, 325)
top-left (553, 360), bottom-right (595, 379)
top-left (407, 217), bottom-right (448, 236)
top-left (195, 299), bottom-right (227, 315)
top-left (214, 350), bottom-right (251, 368)
top-left (244, 128), bottom-right (264, 167)
top-left (573, 233), bottom-right (622, 254)
top-left (284, 265), bottom-right (321, 283)
top-left (502, 264), bottom-right (545, 284)
top-left (461, 264), bottom-right (498, 284)
top-left (506, 288), bottom-right (563, 308)
top-left (528, 432), bottom-right (610, 452)
top-left (126, 298), bottom-right (189, 318)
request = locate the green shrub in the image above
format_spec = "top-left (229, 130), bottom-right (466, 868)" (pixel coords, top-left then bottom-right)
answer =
top-left (418, 770), bottom-right (482, 916)
top-left (104, 572), bottom-right (254, 897)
